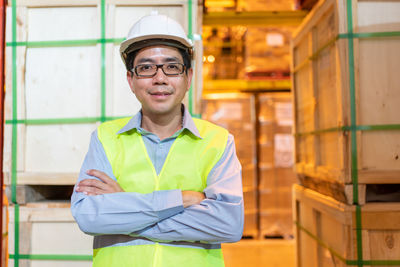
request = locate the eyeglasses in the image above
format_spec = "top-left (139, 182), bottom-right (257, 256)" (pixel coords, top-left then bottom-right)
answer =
top-left (132, 63), bottom-right (186, 77)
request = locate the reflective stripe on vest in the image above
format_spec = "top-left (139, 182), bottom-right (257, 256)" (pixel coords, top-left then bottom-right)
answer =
top-left (94, 117), bottom-right (228, 267)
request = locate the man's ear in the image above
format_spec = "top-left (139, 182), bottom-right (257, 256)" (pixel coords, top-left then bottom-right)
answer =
top-left (127, 71), bottom-right (136, 94)
top-left (186, 68), bottom-right (193, 91)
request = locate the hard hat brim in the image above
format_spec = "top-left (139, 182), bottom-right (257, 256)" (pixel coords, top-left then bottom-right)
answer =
top-left (120, 34), bottom-right (192, 56)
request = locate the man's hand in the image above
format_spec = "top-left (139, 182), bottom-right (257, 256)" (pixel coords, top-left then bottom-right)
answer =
top-left (76, 169), bottom-right (124, 196)
top-left (182, 191), bottom-right (206, 208)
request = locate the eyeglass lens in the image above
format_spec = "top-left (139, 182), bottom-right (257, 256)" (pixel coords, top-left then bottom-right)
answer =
top-left (134, 63), bottom-right (185, 77)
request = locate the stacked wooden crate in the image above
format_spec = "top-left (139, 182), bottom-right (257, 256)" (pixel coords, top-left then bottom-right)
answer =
top-left (5, 1), bottom-right (202, 266)
top-left (258, 93), bottom-right (297, 238)
top-left (202, 93), bottom-right (258, 237)
top-left (244, 27), bottom-right (294, 80)
top-left (292, 0), bottom-right (400, 265)
top-left (294, 184), bottom-right (400, 267)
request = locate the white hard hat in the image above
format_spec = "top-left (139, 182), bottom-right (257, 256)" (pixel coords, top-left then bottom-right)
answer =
top-left (120, 13), bottom-right (193, 68)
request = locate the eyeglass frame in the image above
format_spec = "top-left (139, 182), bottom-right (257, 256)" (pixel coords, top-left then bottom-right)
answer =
top-left (131, 63), bottom-right (187, 78)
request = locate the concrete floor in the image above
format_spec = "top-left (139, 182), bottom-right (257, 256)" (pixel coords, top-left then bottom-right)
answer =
top-left (222, 239), bottom-right (295, 267)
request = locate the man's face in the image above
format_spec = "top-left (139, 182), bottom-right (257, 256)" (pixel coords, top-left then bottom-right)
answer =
top-left (127, 45), bottom-right (193, 117)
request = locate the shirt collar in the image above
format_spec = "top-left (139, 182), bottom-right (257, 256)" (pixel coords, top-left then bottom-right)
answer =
top-left (116, 104), bottom-right (202, 139)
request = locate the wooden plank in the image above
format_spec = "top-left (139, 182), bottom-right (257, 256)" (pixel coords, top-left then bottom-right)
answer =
top-left (299, 175), bottom-right (367, 205)
top-left (4, 172), bottom-right (78, 185)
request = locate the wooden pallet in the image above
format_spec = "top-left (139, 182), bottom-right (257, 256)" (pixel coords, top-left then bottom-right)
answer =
top-left (294, 184), bottom-right (400, 267)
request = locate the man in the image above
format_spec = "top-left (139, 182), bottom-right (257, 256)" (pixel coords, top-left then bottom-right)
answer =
top-left (71, 13), bottom-right (243, 267)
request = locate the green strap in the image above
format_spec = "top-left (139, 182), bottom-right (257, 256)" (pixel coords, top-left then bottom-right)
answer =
top-left (186, 0), bottom-right (201, 118)
top-left (11, 1), bottom-right (19, 266)
top-left (187, 0), bottom-right (194, 116)
top-left (295, 221), bottom-right (400, 265)
top-left (6, 38), bottom-right (124, 48)
top-left (13, 205), bottom-right (19, 267)
top-left (100, 0), bottom-right (106, 122)
top-left (5, 116), bottom-right (126, 125)
top-left (9, 254), bottom-right (92, 261)
top-left (294, 124), bottom-right (400, 136)
top-left (346, 1), bottom-right (362, 265)
top-left (339, 31), bottom-right (400, 39)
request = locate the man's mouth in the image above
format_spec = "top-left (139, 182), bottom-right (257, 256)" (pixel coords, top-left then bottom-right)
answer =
top-left (150, 91), bottom-right (172, 96)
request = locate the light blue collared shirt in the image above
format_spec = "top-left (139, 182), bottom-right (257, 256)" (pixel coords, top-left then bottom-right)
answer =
top-left (71, 106), bottom-right (244, 247)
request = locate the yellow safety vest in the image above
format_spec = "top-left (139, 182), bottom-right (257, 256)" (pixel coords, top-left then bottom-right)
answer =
top-left (93, 117), bottom-right (229, 267)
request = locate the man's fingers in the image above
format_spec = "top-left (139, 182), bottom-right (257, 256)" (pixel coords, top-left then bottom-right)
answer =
top-left (76, 173), bottom-right (124, 195)
top-left (78, 179), bottom-right (108, 191)
top-left (76, 184), bottom-right (104, 196)
top-left (86, 169), bottom-right (114, 184)
top-left (182, 191), bottom-right (206, 208)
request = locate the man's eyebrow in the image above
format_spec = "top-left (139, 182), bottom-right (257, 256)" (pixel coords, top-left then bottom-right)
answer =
top-left (136, 56), bottom-right (182, 64)
top-left (163, 57), bottom-right (181, 63)
top-left (136, 58), bottom-right (156, 64)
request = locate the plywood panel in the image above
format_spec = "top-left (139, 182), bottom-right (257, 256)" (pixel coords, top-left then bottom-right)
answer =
top-left (25, 124), bottom-right (96, 173)
top-left (27, 7), bottom-right (99, 41)
top-left (25, 47), bottom-right (101, 119)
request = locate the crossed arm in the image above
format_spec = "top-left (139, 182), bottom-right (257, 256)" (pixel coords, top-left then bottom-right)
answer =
top-left (76, 169), bottom-right (206, 208)
top-left (71, 131), bottom-right (244, 243)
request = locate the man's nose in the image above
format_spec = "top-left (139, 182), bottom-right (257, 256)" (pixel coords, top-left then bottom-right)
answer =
top-left (153, 67), bottom-right (168, 83)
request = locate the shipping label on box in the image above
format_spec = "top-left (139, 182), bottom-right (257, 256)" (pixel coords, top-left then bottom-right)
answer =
top-left (210, 102), bottom-right (243, 121)
top-left (274, 134), bottom-right (294, 168)
top-left (275, 102), bottom-right (293, 126)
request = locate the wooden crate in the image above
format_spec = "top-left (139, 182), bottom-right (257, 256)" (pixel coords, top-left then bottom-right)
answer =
top-left (245, 27), bottom-right (295, 78)
top-left (258, 93), bottom-right (294, 168)
top-left (202, 93), bottom-right (257, 167)
top-left (259, 187), bottom-right (292, 211)
top-left (292, 0), bottom-right (400, 194)
top-left (242, 209), bottom-right (258, 238)
top-left (257, 93), bottom-right (296, 238)
top-left (259, 167), bottom-right (297, 189)
top-left (242, 163), bottom-right (257, 188)
top-left (259, 209), bottom-right (293, 239)
top-left (294, 184), bottom-right (400, 267)
top-left (243, 186), bottom-right (258, 211)
top-left (4, 1), bottom-right (202, 188)
top-left (8, 202), bottom-right (92, 267)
